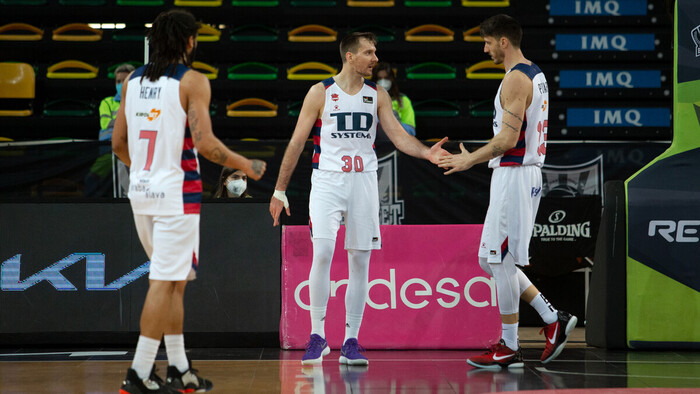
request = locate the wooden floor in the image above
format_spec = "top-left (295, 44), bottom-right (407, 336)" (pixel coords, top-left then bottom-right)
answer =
top-left (1, 328), bottom-right (699, 393)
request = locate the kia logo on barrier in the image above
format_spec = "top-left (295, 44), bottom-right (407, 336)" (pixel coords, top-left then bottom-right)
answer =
top-left (549, 210), bottom-right (567, 223)
top-left (648, 220), bottom-right (700, 243)
top-left (1, 253), bottom-right (149, 291)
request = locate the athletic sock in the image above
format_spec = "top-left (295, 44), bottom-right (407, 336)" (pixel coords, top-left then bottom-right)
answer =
top-left (310, 306), bottom-right (327, 339)
top-left (343, 312), bottom-right (363, 344)
top-left (530, 293), bottom-right (558, 325)
top-left (131, 336), bottom-right (161, 380)
top-left (501, 323), bottom-right (519, 351)
top-left (164, 334), bottom-right (189, 373)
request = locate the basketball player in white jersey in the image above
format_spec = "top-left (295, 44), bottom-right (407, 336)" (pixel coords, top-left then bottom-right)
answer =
top-left (439, 14), bottom-right (577, 369)
top-left (112, 10), bottom-right (266, 393)
top-left (270, 32), bottom-right (448, 365)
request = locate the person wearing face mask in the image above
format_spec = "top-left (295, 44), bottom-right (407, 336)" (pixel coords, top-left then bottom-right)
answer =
top-left (213, 167), bottom-right (251, 198)
top-left (84, 63), bottom-right (135, 197)
top-left (371, 62), bottom-right (416, 137)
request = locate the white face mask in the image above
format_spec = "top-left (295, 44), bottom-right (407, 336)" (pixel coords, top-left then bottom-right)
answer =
top-left (226, 179), bottom-right (247, 197)
top-left (377, 78), bottom-right (392, 91)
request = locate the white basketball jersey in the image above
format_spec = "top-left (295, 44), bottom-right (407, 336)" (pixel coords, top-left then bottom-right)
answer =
top-left (124, 64), bottom-right (202, 215)
top-left (489, 62), bottom-right (549, 169)
top-left (312, 77), bottom-right (378, 172)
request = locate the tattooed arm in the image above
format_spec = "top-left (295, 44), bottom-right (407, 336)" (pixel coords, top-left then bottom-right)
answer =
top-left (438, 71), bottom-right (530, 174)
top-left (181, 70), bottom-right (266, 180)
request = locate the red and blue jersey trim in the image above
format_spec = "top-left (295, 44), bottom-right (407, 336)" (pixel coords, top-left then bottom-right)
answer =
top-left (500, 115), bottom-right (527, 166)
top-left (182, 125), bottom-right (202, 214)
top-left (311, 119), bottom-right (322, 169)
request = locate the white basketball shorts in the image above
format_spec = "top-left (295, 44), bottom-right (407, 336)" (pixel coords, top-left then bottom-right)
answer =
top-left (308, 169), bottom-right (381, 251)
top-left (478, 165), bottom-right (542, 266)
top-left (133, 213), bottom-right (200, 281)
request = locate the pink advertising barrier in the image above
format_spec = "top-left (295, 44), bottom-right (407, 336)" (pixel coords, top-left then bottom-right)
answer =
top-left (280, 225), bottom-right (501, 350)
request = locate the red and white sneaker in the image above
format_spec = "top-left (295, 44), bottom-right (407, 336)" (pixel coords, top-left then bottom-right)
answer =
top-left (467, 339), bottom-right (524, 370)
top-left (540, 310), bottom-right (578, 364)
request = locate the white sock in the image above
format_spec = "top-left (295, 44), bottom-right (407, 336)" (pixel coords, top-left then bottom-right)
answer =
top-left (164, 334), bottom-right (189, 373)
top-left (131, 336), bottom-right (161, 380)
top-left (530, 293), bottom-right (558, 325)
top-left (310, 306), bottom-right (327, 338)
top-left (501, 323), bottom-right (519, 351)
top-left (344, 312), bottom-right (363, 344)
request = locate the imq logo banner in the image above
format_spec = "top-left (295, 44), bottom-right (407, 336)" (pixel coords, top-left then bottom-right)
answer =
top-left (549, 0), bottom-right (648, 16)
top-left (377, 151), bottom-right (405, 225)
top-left (555, 33), bottom-right (655, 51)
top-left (567, 107), bottom-right (670, 127)
top-left (558, 70), bottom-right (661, 88)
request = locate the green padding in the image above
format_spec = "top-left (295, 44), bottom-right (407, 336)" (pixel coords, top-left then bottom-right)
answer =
top-left (107, 61), bottom-right (143, 79)
top-left (291, 0), bottom-right (336, 5)
top-left (469, 99), bottom-right (493, 117)
top-left (42, 99), bottom-right (96, 117)
top-left (232, 0), bottom-right (278, 5)
top-left (414, 99), bottom-right (459, 117)
top-left (626, 257), bottom-right (700, 347)
top-left (404, 0), bottom-right (451, 6)
top-left (348, 25), bottom-right (395, 41)
top-left (59, 0), bottom-right (106, 4)
top-left (406, 62), bottom-right (456, 80)
top-left (287, 101), bottom-right (302, 117)
top-left (230, 25), bottom-right (278, 42)
top-left (0, 0), bottom-right (46, 3)
top-left (227, 62), bottom-right (278, 80)
top-left (117, 0), bottom-right (163, 5)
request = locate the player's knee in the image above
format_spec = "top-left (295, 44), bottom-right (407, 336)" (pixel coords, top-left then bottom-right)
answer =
top-left (312, 237), bottom-right (335, 266)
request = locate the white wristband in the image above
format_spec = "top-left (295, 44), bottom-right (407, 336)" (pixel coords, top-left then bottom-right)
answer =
top-left (273, 189), bottom-right (289, 209)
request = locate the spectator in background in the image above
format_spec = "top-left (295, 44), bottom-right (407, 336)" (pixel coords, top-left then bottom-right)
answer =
top-left (84, 63), bottom-right (135, 197)
top-left (371, 62), bottom-right (416, 136)
top-left (213, 167), bottom-right (251, 198)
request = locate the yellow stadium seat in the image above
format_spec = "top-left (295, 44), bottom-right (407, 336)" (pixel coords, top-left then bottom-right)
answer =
top-left (288, 24), bottom-right (337, 42)
top-left (405, 24), bottom-right (454, 42)
top-left (287, 62), bottom-right (337, 80)
top-left (46, 60), bottom-right (98, 79)
top-left (0, 23), bottom-right (44, 41)
top-left (52, 23), bottom-right (103, 42)
top-left (0, 62), bottom-right (35, 117)
top-left (174, 0), bottom-right (222, 5)
top-left (465, 60), bottom-right (505, 79)
top-left (226, 98), bottom-right (278, 117)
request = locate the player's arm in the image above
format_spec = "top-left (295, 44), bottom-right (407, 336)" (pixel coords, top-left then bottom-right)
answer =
top-left (438, 72), bottom-right (530, 174)
top-left (270, 83), bottom-right (325, 226)
top-left (377, 86), bottom-right (448, 164)
top-left (182, 70), bottom-right (265, 180)
top-left (112, 76), bottom-right (131, 167)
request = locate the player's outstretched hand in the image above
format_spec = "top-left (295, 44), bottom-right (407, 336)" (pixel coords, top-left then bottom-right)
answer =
top-left (247, 159), bottom-right (266, 181)
top-left (438, 143), bottom-right (473, 175)
top-left (270, 190), bottom-right (290, 227)
top-left (426, 137), bottom-right (450, 165)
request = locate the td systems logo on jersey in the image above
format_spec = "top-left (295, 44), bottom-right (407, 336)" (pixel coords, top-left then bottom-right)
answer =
top-left (0, 253), bottom-right (149, 291)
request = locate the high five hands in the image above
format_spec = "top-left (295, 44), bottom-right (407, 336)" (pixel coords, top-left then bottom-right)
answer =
top-left (438, 142), bottom-right (474, 175)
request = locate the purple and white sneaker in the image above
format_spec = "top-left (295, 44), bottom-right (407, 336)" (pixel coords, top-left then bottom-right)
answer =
top-left (301, 334), bottom-right (330, 365)
top-left (339, 338), bottom-right (368, 366)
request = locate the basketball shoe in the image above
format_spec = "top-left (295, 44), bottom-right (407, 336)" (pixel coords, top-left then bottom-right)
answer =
top-left (302, 334), bottom-right (330, 365)
top-left (120, 367), bottom-right (177, 394)
top-left (339, 338), bottom-right (368, 365)
top-left (467, 339), bottom-right (524, 370)
top-left (166, 362), bottom-right (213, 393)
top-left (540, 310), bottom-right (578, 364)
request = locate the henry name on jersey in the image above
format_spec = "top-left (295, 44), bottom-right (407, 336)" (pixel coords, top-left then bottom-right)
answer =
top-left (139, 86), bottom-right (162, 100)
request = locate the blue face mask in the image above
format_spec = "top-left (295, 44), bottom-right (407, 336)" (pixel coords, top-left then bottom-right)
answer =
top-left (115, 83), bottom-right (122, 102)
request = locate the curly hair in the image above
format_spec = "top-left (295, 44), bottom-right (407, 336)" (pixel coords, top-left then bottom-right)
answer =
top-left (143, 9), bottom-right (200, 82)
